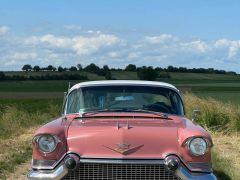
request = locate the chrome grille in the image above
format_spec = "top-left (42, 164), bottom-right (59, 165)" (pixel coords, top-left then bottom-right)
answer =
top-left (63, 161), bottom-right (178, 180)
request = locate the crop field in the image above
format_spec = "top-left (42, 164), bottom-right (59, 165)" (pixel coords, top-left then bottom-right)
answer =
top-left (1, 71), bottom-right (240, 104)
top-left (0, 71), bottom-right (239, 179)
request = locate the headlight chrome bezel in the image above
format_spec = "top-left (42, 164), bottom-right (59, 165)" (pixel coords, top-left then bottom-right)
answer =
top-left (33, 134), bottom-right (61, 154)
top-left (187, 137), bottom-right (210, 156)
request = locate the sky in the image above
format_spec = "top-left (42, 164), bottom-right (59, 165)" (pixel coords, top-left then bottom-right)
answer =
top-left (1, 0), bottom-right (240, 72)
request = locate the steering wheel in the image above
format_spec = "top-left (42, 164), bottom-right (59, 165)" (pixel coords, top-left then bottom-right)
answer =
top-left (143, 102), bottom-right (170, 113)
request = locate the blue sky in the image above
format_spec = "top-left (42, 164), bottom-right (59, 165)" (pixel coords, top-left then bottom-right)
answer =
top-left (1, 0), bottom-right (240, 71)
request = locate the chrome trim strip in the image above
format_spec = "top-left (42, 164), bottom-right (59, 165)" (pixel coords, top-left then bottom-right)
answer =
top-left (32, 159), bottom-right (56, 170)
top-left (32, 153), bottom-right (67, 170)
top-left (80, 158), bottom-right (165, 164)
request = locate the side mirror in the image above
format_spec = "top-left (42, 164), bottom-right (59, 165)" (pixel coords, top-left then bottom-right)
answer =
top-left (192, 109), bottom-right (201, 121)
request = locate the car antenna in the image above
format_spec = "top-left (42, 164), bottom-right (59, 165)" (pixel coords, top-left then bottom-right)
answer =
top-left (68, 82), bottom-right (71, 93)
top-left (62, 82), bottom-right (71, 121)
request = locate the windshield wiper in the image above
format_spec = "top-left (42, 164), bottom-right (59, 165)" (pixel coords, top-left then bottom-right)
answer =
top-left (79, 108), bottom-right (126, 117)
top-left (128, 108), bottom-right (170, 119)
top-left (77, 108), bottom-right (169, 119)
top-left (124, 108), bottom-right (169, 119)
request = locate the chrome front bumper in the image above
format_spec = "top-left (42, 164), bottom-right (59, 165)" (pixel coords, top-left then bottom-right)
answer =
top-left (27, 156), bottom-right (217, 180)
top-left (176, 166), bottom-right (217, 180)
top-left (27, 163), bottom-right (68, 180)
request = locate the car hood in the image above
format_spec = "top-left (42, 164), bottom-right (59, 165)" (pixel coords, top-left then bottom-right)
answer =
top-left (67, 114), bottom-right (185, 158)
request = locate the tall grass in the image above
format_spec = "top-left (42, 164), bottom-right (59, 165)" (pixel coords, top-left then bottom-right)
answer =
top-left (184, 93), bottom-right (240, 132)
top-left (0, 103), bottom-right (60, 138)
top-left (0, 101), bottom-right (61, 177)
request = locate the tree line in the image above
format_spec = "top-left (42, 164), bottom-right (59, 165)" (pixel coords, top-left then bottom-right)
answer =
top-left (0, 63), bottom-right (238, 81)
top-left (21, 63), bottom-right (237, 75)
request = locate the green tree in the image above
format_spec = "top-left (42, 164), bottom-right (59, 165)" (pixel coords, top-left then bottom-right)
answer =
top-left (47, 65), bottom-right (55, 71)
top-left (137, 66), bottom-right (158, 81)
top-left (84, 63), bottom-right (101, 74)
top-left (103, 65), bottom-right (110, 71)
top-left (33, 65), bottom-right (40, 72)
top-left (22, 64), bottom-right (32, 71)
top-left (58, 66), bottom-right (64, 72)
top-left (125, 64), bottom-right (137, 71)
top-left (69, 66), bottom-right (78, 71)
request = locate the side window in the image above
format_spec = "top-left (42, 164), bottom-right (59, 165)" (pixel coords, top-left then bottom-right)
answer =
top-left (66, 90), bottom-right (81, 114)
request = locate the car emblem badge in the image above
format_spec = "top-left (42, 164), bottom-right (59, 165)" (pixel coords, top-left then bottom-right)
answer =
top-left (104, 143), bottom-right (144, 155)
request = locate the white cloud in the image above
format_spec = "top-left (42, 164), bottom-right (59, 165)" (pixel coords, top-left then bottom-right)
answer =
top-left (72, 34), bottom-right (120, 55)
top-left (3, 52), bottom-right (38, 66)
top-left (0, 26), bottom-right (10, 35)
top-left (11, 52), bottom-right (38, 60)
top-left (1, 31), bottom-right (240, 72)
top-left (215, 39), bottom-right (240, 58)
top-left (25, 33), bottom-right (121, 56)
top-left (144, 34), bottom-right (177, 44)
top-left (128, 52), bottom-right (141, 59)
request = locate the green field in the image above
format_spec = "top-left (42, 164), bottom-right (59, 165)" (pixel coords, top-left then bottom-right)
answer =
top-left (1, 71), bottom-right (240, 104)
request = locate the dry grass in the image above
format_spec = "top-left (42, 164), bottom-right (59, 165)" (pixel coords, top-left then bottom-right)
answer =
top-left (212, 132), bottom-right (240, 179)
top-left (0, 128), bottom-right (34, 162)
top-left (0, 128), bottom-right (35, 178)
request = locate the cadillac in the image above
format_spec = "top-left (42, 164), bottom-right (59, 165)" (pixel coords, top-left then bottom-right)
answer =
top-left (27, 80), bottom-right (216, 180)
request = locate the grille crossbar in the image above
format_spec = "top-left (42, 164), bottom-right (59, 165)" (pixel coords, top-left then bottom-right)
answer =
top-left (63, 161), bottom-right (178, 180)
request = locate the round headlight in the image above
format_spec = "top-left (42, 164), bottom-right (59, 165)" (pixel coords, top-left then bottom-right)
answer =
top-left (189, 137), bottom-right (208, 156)
top-left (37, 134), bottom-right (58, 153)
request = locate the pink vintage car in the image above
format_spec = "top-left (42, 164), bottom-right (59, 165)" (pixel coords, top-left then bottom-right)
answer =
top-left (28, 80), bottom-right (216, 180)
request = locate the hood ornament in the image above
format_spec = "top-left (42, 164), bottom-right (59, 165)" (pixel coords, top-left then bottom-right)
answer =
top-left (116, 120), bottom-right (133, 130)
top-left (104, 143), bottom-right (144, 155)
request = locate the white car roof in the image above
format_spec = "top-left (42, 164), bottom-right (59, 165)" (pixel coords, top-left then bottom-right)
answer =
top-left (69, 80), bottom-right (179, 93)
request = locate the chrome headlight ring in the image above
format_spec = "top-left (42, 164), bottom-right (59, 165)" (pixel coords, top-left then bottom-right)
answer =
top-left (33, 134), bottom-right (61, 154)
top-left (187, 137), bottom-right (210, 156)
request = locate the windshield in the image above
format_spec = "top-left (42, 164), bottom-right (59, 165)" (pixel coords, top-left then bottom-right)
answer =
top-left (65, 85), bottom-right (184, 116)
